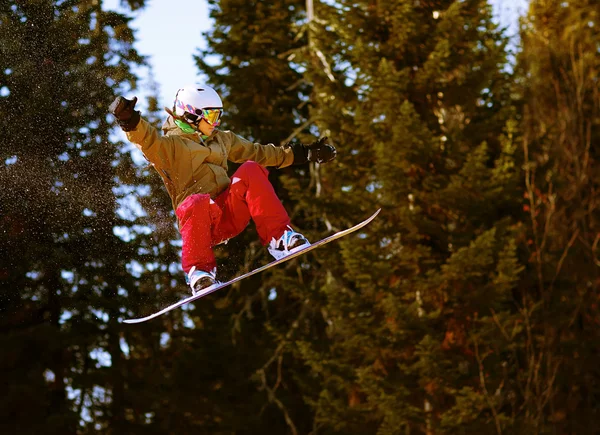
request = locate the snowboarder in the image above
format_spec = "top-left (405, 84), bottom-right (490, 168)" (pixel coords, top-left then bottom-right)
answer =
top-left (109, 85), bottom-right (336, 295)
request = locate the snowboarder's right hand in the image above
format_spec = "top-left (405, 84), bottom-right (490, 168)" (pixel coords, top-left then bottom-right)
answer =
top-left (109, 96), bottom-right (141, 132)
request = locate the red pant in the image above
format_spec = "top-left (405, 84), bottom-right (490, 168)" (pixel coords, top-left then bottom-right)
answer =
top-left (175, 161), bottom-right (291, 273)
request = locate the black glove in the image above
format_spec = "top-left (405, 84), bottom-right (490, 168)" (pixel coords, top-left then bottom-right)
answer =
top-left (287, 137), bottom-right (337, 165)
top-left (109, 96), bottom-right (140, 132)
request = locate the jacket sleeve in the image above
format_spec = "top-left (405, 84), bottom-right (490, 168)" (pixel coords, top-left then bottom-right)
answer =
top-left (225, 131), bottom-right (295, 168)
top-left (125, 118), bottom-right (181, 169)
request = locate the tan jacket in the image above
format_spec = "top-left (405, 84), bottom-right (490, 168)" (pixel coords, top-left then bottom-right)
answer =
top-left (126, 116), bottom-right (295, 210)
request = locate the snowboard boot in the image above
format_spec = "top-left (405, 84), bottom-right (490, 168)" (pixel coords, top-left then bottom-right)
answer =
top-left (268, 227), bottom-right (311, 260)
top-left (186, 267), bottom-right (219, 295)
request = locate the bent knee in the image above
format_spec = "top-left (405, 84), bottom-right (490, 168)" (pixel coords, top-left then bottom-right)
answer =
top-left (238, 161), bottom-right (268, 178)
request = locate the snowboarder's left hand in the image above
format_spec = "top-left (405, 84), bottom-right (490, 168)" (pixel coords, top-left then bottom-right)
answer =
top-left (307, 137), bottom-right (336, 163)
top-left (287, 137), bottom-right (337, 165)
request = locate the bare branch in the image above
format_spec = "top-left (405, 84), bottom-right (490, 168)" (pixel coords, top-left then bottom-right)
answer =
top-left (472, 336), bottom-right (503, 435)
top-left (549, 228), bottom-right (580, 292)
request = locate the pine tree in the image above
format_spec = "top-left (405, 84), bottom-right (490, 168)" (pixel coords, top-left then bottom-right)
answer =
top-left (197, 0), bottom-right (309, 144)
top-left (282, 0), bottom-right (524, 433)
top-left (0, 0), bottom-right (149, 431)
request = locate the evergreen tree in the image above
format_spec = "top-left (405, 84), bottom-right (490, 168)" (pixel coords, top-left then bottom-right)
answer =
top-left (282, 0), bottom-right (524, 433)
top-left (0, 0), bottom-right (150, 431)
top-left (197, 0), bottom-right (309, 144)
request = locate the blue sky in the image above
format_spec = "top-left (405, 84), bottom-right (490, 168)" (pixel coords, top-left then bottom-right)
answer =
top-left (103, 0), bottom-right (212, 109)
top-left (104, 0), bottom-right (529, 110)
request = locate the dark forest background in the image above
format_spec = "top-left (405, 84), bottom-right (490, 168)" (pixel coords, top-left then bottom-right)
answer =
top-left (2, 0), bottom-right (600, 433)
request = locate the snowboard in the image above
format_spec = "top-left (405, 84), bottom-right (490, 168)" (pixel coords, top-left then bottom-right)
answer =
top-left (123, 209), bottom-right (380, 324)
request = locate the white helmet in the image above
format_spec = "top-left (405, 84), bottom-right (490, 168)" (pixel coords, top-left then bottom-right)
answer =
top-left (172, 84), bottom-right (223, 127)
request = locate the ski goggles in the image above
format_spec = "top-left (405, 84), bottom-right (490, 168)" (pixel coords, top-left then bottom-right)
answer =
top-left (201, 108), bottom-right (223, 126)
top-left (183, 108), bottom-right (223, 127)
